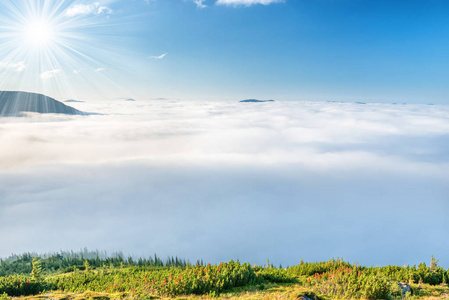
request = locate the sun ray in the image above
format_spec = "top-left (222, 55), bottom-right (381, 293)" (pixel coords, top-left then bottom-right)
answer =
top-left (0, 0), bottom-right (142, 100)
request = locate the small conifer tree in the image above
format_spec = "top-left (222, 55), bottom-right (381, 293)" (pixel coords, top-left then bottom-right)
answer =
top-left (31, 257), bottom-right (43, 281)
top-left (431, 255), bottom-right (439, 272)
top-left (84, 260), bottom-right (90, 273)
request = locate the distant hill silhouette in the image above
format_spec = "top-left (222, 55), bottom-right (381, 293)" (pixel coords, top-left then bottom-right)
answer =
top-left (65, 99), bottom-right (85, 103)
top-left (240, 99), bottom-right (275, 103)
top-left (0, 91), bottom-right (85, 116)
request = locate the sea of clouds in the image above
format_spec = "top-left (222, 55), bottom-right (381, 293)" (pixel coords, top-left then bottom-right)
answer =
top-left (0, 100), bottom-right (448, 267)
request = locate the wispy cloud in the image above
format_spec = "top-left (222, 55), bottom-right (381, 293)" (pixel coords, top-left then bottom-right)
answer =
top-left (216, 0), bottom-right (284, 6)
top-left (150, 53), bottom-right (168, 60)
top-left (73, 69), bottom-right (80, 74)
top-left (65, 3), bottom-right (112, 17)
top-left (0, 61), bottom-right (27, 72)
top-left (194, 0), bottom-right (207, 8)
top-left (40, 69), bottom-right (61, 79)
top-left (95, 67), bottom-right (105, 72)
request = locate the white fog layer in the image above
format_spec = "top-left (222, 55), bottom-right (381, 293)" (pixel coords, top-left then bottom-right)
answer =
top-left (1, 100), bottom-right (448, 266)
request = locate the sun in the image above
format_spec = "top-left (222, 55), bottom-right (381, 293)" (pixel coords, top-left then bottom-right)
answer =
top-left (0, 0), bottom-right (128, 99)
top-left (22, 18), bottom-right (56, 47)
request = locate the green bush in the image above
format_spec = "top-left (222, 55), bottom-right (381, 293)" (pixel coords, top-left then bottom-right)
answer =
top-left (257, 268), bottom-right (297, 283)
top-left (0, 275), bottom-right (46, 296)
top-left (287, 258), bottom-right (353, 277)
top-left (47, 261), bottom-right (262, 297)
top-left (306, 267), bottom-right (390, 300)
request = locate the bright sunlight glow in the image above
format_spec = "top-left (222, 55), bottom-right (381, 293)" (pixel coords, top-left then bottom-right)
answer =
top-left (22, 19), bottom-right (55, 47)
top-left (0, 0), bottom-right (125, 98)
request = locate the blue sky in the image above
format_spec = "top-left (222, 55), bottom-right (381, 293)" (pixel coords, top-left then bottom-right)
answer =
top-left (1, 0), bottom-right (449, 102)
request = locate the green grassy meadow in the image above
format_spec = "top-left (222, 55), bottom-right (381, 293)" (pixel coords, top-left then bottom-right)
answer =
top-left (1, 251), bottom-right (448, 300)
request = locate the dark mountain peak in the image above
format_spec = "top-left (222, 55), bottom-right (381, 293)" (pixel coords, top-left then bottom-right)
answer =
top-left (0, 91), bottom-right (85, 116)
top-left (239, 99), bottom-right (275, 103)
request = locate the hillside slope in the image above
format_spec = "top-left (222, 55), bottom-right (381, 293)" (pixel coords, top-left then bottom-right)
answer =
top-left (0, 91), bottom-right (85, 116)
